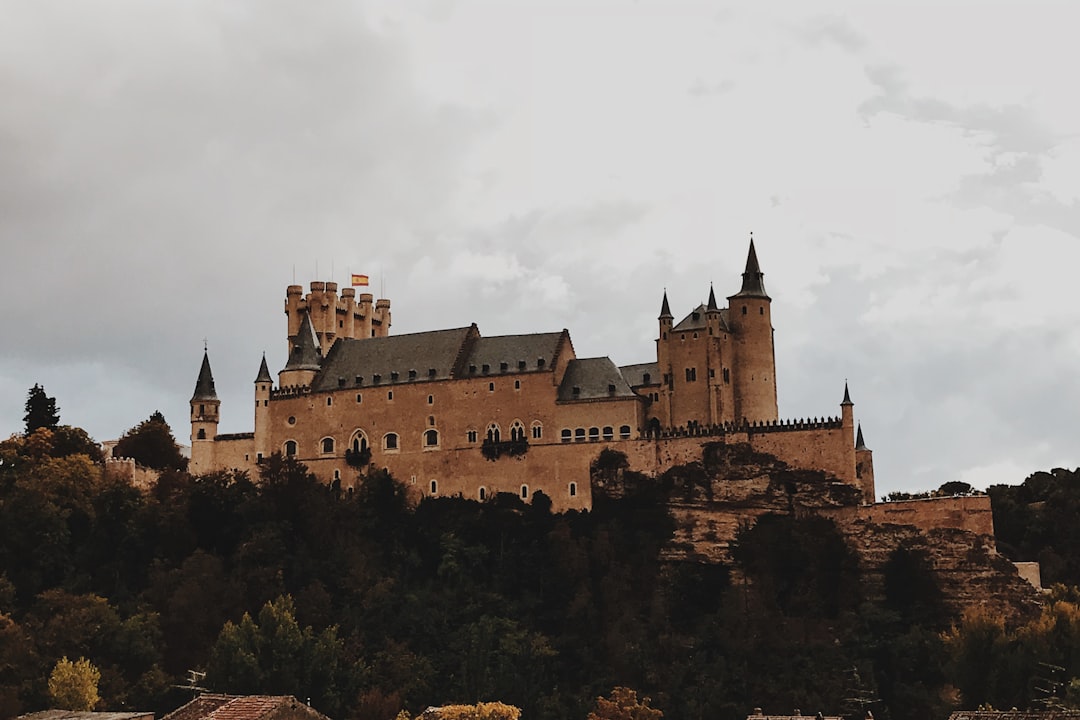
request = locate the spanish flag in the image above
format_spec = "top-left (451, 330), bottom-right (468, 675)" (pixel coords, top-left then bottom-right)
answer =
top-left (351, 274), bottom-right (370, 287)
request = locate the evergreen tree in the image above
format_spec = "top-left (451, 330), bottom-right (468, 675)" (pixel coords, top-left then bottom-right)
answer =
top-left (24, 384), bottom-right (59, 434)
top-left (113, 411), bottom-right (187, 471)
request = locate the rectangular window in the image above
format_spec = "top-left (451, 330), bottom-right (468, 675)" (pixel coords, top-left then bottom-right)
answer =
top-left (685, 368), bottom-right (697, 382)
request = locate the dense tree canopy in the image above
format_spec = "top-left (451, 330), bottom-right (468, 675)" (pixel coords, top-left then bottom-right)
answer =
top-left (0, 413), bottom-right (1075, 720)
top-left (112, 412), bottom-right (188, 471)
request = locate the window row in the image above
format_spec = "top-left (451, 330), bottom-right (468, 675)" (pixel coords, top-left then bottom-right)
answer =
top-left (282, 429), bottom-right (439, 458)
top-left (429, 482), bottom-right (579, 500)
top-left (559, 425), bottom-right (632, 443)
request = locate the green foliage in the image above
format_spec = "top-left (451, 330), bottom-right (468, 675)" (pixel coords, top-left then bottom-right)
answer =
top-left (990, 468), bottom-right (1080, 586)
top-left (48, 657), bottom-right (100, 711)
top-left (24, 384), bottom-right (59, 434)
top-left (206, 595), bottom-right (348, 715)
top-left (112, 411), bottom-right (188, 471)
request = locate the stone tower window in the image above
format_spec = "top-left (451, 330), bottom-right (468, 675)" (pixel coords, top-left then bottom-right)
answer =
top-left (574, 428), bottom-right (586, 442)
top-left (467, 430), bottom-right (478, 443)
top-left (686, 368), bottom-right (697, 382)
top-left (424, 429), bottom-right (439, 447)
top-left (742, 305), bottom-right (747, 315)
top-left (509, 420), bottom-right (525, 442)
top-left (284, 440), bottom-right (297, 456)
top-left (723, 368), bottom-right (730, 383)
top-left (327, 397), bottom-right (333, 406)
top-left (486, 423), bottom-right (501, 443)
top-left (478, 487), bottom-right (486, 501)
top-left (520, 484), bottom-right (529, 499)
top-left (197, 429), bottom-right (206, 439)
top-left (384, 433), bottom-right (398, 451)
top-left (619, 425), bottom-right (631, 439)
top-left (569, 482), bottom-right (577, 497)
top-left (430, 479), bottom-right (438, 495)
top-left (531, 421), bottom-right (543, 439)
top-left (561, 429), bottom-right (572, 443)
top-left (602, 426), bottom-right (614, 441)
top-left (321, 437), bottom-right (335, 454)
top-left (588, 427), bottom-right (600, 442)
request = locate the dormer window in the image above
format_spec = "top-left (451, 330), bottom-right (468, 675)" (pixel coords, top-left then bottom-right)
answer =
top-left (355, 375), bottom-right (363, 385)
top-left (482, 364), bottom-right (490, 374)
top-left (643, 372), bottom-right (651, 384)
top-left (500, 361), bottom-right (508, 372)
top-left (518, 360), bottom-right (527, 370)
top-left (337, 377), bottom-right (346, 387)
top-left (469, 365), bottom-right (476, 374)
top-left (537, 358), bottom-right (546, 368)
top-left (428, 368), bottom-right (437, 378)
top-left (373, 374), bottom-right (381, 384)
top-left (608, 384), bottom-right (616, 394)
top-left (408, 369), bottom-right (417, 380)
top-left (572, 386), bottom-right (581, 396)
top-left (390, 371), bottom-right (399, 381)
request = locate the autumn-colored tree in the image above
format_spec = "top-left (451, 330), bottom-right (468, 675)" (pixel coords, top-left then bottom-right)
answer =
top-left (48, 656), bottom-right (101, 710)
top-left (419, 702), bottom-right (521, 720)
top-left (587, 687), bottom-right (663, 720)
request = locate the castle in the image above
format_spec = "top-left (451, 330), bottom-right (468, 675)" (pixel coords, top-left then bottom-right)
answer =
top-left (188, 240), bottom-right (876, 511)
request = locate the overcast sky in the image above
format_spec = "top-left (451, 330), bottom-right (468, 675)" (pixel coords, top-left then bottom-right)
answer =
top-left (3, 0), bottom-right (1079, 495)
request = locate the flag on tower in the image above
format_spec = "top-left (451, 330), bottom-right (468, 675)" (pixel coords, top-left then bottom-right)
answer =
top-left (351, 274), bottom-right (370, 287)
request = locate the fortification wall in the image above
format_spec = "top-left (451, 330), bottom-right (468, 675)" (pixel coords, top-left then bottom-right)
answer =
top-left (825, 495), bottom-right (994, 537)
top-left (103, 457), bottom-right (160, 491)
top-left (210, 434), bottom-right (256, 474)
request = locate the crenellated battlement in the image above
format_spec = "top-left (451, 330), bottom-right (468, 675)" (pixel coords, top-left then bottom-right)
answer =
top-left (648, 416), bottom-right (843, 439)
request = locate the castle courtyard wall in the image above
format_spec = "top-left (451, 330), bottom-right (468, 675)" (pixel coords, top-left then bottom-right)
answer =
top-left (824, 495), bottom-right (994, 536)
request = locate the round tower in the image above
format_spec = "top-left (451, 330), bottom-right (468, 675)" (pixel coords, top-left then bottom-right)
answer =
top-left (855, 423), bottom-right (876, 504)
top-left (727, 238), bottom-right (778, 422)
top-left (190, 350), bottom-right (220, 473)
top-left (654, 290), bottom-right (674, 430)
top-left (254, 353), bottom-right (273, 462)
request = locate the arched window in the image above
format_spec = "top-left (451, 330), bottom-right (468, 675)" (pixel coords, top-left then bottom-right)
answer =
top-left (574, 428), bottom-right (586, 442)
top-left (383, 433), bottom-right (399, 451)
top-left (284, 440), bottom-right (297, 457)
top-left (430, 479), bottom-right (438, 495)
top-left (561, 429), bottom-right (572, 443)
top-left (520, 484), bottom-right (529, 499)
top-left (478, 487), bottom-right (487, 501)
top-left (620, 425), bottom-right (632, 439)
top-left (424, 429), bottom-right (439, 447)
top-left (351, 431), bottom-right (369, 453)
top-left (531, 421), bottom-right (543, 440)
top-left (486, 423), bottom-right (501, 443)
top-left (197, 428), bottom-right (206, 440)
top-left (602, 426), bottom-right (614, 441)
top-left (569, 482), bottom-right (577, 497)
top-left (588, 427), bottom-right (600, 442)
top-left (509, 420), bottom-right (525, 442)
top-left (321, 437), bottom-right (335, 454)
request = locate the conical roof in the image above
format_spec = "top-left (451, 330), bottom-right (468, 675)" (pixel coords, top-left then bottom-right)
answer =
top-left (707, 284), bottom-right (719, 311)
top-left (255, 353), bottom-right (272, 383)
top-left (856, 423), bottom-right (870, 451)
top-left (659, 290), bottom-right (673, 319)
top-left (191, 351), bottom-right (218, 401)
top-left (841, 381), bottom-right (853, 406)
top-left (283, 311), bottom-right (323, 372)
top-left (729, 237), bottom-right (771, 300)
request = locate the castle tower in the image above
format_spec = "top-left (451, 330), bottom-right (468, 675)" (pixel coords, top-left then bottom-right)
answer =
top-left (654, 290), bottom-right (674, 429)
top-left (278, 311), bottom-right (322, 388)
top-left (190, 350), bottom-right (220, 473)
top-left (839, 382), bottom-right (861, 495)
top-left (727, 238), bottom-right (778, 422)
top-left (855, 423), bottom-right (876, 504)
top-left (254, 353), bottom-right (272, 462)
top-left (704, 284), bottom-right (725, 423)
top-left (374, 297), bottom-right (392, 337)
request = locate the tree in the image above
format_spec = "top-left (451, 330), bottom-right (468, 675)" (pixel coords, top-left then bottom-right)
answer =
top-left (206, 595), bottom-right (348, 715)
top-left (48, 656), bottom-right (101, 710)
top-left (587, 687), bottom-right (663, 720)
top-left (112, 412), bottom-right (188, 471)
top-left (419, 703), bottom-right (521, 720)
top-left (24, 384), bottom-right (59, 434)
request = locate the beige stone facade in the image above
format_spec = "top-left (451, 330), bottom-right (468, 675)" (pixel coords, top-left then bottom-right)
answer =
top-left (189, 241), bottom-right (875, 510)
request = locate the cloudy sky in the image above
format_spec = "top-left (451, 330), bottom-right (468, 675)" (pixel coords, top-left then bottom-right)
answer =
top-left (3, 0), bottom-right (1078, 495)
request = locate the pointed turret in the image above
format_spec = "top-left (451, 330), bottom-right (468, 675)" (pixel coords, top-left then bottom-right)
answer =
top-left (191, 351), bottom-right (218, 401)
top-left (855, 422), bottom-right (869, 451)
top-left (284, 311), bottom-right (322, 372)
top-left (842, 381), bottom-right (853, 406)
top-left (730, 237), bottom-right (770, 300)
top-left (854, 421), bottom-right (875, 503)
top-left (659, 290), bottom-right (673, 319)
top-left (255, 353), bottom-right (272, 383)
top-left (707, 284), bottom-right (719, 311)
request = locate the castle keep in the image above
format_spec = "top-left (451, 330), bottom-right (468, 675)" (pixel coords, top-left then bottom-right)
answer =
top-left (189, 240), bottom-right (875, 510)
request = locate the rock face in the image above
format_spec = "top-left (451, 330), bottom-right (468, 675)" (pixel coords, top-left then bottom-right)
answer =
top-left (593, 443), bottom-right (1041, 622)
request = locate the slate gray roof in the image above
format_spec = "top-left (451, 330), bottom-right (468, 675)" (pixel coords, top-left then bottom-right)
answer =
top-left (673, 304), bottom-right (730, 333)
top-left (462, 332), bottom-right (565, 376)
top-left (312, 326), bottom-right (475, 392)
top-left (191, 351), bottom-right (218, 401)
top-left (619, 362), bottom-right (659, 386)
top-left (255, 354), bottom-right (272, 383)
top-left (729, 238), bottom-right (770, 300)
top-left (282, 311), bottom-right (322, 372)
top-left (558, 357), bottom-right (640, 402)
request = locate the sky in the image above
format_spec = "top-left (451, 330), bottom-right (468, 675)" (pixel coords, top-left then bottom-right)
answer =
top-left (2, 0), bottom-right (1079, 496)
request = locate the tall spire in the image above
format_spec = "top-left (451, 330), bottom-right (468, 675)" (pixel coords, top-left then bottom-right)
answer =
top-left (659, 289), bottom-right (673, 319)
top-left (855, 422), bottom-right (869, 451)
top-left (191, 350), bottom-right (218, 401)
top-left (283, 311), bottom-right (323, 372)
top-left (730, 235), bottom-right (770, 300)
top-left (841, 381), bottom-right (853, 406)
top-left (255, 353), bottom-right (272, 383)
top-left (707, 283), bottom-right (718, 311)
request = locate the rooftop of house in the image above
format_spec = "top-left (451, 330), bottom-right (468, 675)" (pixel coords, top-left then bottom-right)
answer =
top-left (162, 694), bottom-right (329, 720)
